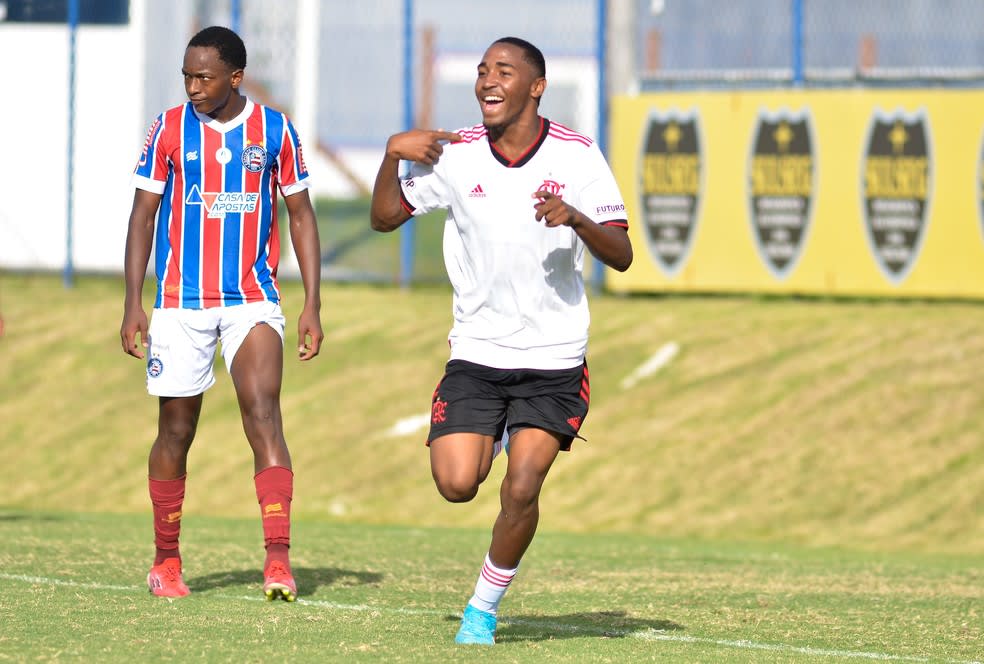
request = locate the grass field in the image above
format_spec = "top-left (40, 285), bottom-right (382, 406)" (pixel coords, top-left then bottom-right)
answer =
top-left (0, 273), bottom-right (981, 661)
top-left (0, 512), bottom-right (979, 662)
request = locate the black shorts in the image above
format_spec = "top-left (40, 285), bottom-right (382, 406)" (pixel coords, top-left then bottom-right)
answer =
top-left (427, 359), bottom-right (590, 451)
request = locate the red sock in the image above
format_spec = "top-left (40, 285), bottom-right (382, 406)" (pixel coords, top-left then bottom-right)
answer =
top-left (149, 476), bottom-right (186, 566)
top-left (255, 466), bottom-right (292, 568)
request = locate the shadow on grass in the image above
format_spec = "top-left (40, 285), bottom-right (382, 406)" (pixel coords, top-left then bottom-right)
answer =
top-left (189, 566), bottom-right (383, 594)
top-left (0, 512), bottom-right (66, 522)
top-left (444, 610), bottom-right (683, 642)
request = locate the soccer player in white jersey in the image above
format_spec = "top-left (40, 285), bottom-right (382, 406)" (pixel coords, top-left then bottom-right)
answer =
top-left (120, 26), bottom-right (323, 602)
top-left (370, 36), bottom-right (632, 645)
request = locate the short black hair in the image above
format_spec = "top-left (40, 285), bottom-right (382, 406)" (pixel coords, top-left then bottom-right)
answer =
top-left (492, 36), bottom-right (545, 78)
top-left (188, 26), bottom-right (247, 70)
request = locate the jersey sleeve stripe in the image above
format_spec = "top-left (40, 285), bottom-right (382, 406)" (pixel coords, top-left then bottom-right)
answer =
top-left (547, 125), bottom-right (593, 147)
top-left (399, 189), bottom-right (416, 214)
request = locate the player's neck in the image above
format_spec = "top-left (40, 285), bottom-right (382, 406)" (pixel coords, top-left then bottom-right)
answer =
top-left (488, 114), bottom-right (543, 160)
top-left (207, 92), bottom-right (247, 124)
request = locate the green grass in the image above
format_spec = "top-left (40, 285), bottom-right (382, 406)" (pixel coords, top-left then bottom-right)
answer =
top-left (0, 511), bottom-right (979, 662)
top-left (301, 196), bottom-right (448, 283)
top-left (0, 274), bottom-right (982, 661)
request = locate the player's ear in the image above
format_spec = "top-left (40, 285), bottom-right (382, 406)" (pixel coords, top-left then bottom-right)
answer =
top-left (231, 68), bottom-right (245, 89)
top-left (531, 77), bottom-right (546, 102)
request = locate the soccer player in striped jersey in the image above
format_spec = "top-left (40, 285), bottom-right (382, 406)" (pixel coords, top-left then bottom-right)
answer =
top-left (370, 37), bottom-right (632, 644)
top-left (120, 26), bottom-right (323, 602)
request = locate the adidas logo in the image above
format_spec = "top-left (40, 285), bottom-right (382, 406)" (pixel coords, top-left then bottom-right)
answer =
top-left (468, 183), bottom-right (486, 198)
top-left (567, 416), bottom-right (582, 430)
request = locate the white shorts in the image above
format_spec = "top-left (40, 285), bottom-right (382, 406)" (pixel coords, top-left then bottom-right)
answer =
top-left (145, 301), bottom-right (286, 397)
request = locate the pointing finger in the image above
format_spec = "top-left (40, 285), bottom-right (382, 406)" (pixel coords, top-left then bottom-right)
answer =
top-left (434, 130), bottom-right (463, 143)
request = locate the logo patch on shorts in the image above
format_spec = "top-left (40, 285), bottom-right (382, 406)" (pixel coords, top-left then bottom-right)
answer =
top-left (147, 357), bottom-right (164, 378)
top-left (431, 396), bottom-right (448, 424)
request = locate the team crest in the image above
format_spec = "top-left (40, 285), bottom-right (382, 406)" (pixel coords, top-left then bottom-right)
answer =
top-left (639, 109), bottom-right (702, 276)
top-left (147, 357), bottom-right (164, 378)
top-left (747, 108), bottom-right (816, 279)
top-left (861, 108), bottom-right (932, 284)
top-left (539, 179), bottom-right (565, 197)
top-left (241, 144), bottom-right (269, 173)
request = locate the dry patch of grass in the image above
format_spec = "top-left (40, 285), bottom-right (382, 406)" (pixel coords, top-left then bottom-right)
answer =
top-left (1, 274), bottom-right (981, 555)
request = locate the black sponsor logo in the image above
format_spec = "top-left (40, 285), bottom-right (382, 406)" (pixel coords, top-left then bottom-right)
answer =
top-left (861, 109), bottom-right (932, 283)
top-left (640, 110), bottom-right (702, 275)
top-left (748, 109), bottom-right (815, 278)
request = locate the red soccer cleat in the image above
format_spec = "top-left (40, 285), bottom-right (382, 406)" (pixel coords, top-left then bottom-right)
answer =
top-left (147, 558), bottom-right (191, 598)
top-left (263, 560), bottom-right (297, 602)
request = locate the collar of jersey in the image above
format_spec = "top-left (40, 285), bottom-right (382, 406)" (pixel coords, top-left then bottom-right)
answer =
top-left (488, 117), bottom-right (550, 168)
top-left (189, 98), bottom-right (255, 134)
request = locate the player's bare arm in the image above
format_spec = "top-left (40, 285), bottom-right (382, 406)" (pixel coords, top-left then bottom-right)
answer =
top-left (370, 129), bottom-right (462, 232)
top-left (284, 188), bottom-right (324, 360)
top-left (532, 190), bottom-right (633, 272)
top-left (120, 189), bottom-right (163, 358)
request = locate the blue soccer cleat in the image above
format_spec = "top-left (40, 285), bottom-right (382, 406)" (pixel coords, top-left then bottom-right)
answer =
top-left (455, 604), bottom-right (497, 645)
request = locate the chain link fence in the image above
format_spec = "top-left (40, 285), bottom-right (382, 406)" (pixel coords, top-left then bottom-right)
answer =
top-left (637, 0), bottom-right (984, 88)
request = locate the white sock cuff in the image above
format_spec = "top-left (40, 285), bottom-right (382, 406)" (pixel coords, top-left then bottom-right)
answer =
top-left (484, 553), bottom-right (518, 578)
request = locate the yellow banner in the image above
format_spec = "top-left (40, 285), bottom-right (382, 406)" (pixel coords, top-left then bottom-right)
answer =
top-left (608, 90), bottom-right (984, 298)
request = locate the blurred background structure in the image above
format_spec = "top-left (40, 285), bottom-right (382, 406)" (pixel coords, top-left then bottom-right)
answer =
top-left (1, 0), bottom-right (983, 290)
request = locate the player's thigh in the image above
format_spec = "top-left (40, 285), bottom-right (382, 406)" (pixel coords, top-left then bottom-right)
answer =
top-left (146, 308), bottom-right (221, 397)
top-left (222, 302), bottom-right (286, 398)
top-left (157, 394), bottom-right (205, 442)
top-left (504, 427), bottom-right (562, 483)
top-left (427, 360), bottom-right (509, 483)
top-left (506, 363), bottom-right (589, 451)
top-left (430, 432), bottom-right (498, 486)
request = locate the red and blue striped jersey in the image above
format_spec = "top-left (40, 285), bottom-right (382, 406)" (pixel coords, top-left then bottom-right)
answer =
top-left (132, 99), bottom-right (310, 309)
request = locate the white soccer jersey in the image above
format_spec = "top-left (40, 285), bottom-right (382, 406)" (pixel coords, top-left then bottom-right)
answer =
top-left (400, 117), bottom-right (629, 370)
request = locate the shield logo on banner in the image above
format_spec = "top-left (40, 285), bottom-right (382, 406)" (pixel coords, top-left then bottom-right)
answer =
top-left (861, 109), bottom-right (932, 283)
top-left (748, 109), bottom-right (815, 279)
top-left (639, 110), bottom-right (702, 276)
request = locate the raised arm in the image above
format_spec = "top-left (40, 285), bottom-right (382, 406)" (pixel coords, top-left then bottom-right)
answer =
top-left (369, 129), bottom-right (461, 232)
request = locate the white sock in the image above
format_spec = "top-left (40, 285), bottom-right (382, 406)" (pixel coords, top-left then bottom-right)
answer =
top-left (466, 553), bottom-right (518, 615)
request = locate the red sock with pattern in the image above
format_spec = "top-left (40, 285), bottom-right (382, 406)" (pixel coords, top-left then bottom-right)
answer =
top-left (149, 476), bottom-right (186, 566)
top-left (254, 466), bottom-right (293, 569)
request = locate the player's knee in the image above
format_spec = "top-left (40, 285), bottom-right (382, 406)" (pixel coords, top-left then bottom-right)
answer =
top-left (501, 474), bottom-right (542, 510)
top-left (157, 421), bottom-right (196, 449)
top-left (240, 401), bottom-right (280, 430)
top-left (433, 475), bottom-right (479, 503)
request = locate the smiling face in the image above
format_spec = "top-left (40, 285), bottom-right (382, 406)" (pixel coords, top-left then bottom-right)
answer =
top-left (474, 41), bottom-right (545, 131)
top-left (182, 46), bottom-right (244, 120)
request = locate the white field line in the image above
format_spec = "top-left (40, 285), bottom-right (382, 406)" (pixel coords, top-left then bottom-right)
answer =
top-left (385, 412), bottom-right (431, 437)
top-left (621, 341), bottom-right (680, 389)
top-left (1, 573), bottom-right (979, 664)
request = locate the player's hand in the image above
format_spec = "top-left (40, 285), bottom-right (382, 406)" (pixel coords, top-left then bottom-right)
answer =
top-left (385, 129), bottom-right (462, 165)
top-left (120, 308), bottom-right (149, 359)
top-left (533, 190), bottom-right (579, 228)
top-left (297, 307), bottom-right (324, 361)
